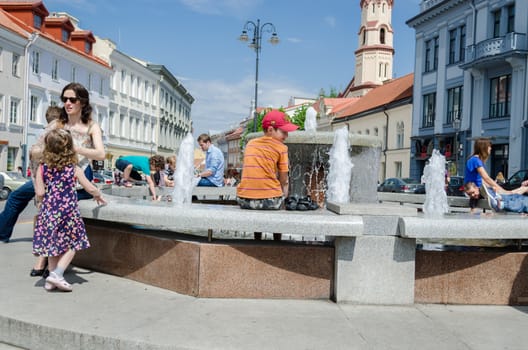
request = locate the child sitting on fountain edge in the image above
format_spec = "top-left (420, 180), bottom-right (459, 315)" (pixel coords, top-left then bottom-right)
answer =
top-left (236, 110), bottom-right (299, 240)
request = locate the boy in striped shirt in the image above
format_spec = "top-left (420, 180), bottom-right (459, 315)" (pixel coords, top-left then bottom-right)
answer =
top-left (237, 110), bottom-right (299, 239)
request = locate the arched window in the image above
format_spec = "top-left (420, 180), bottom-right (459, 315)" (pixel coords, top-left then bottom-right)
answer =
top-left (380, 28), bottom-right (386, 44)
top-left (382, 3), bottom-right (385, 13)
top-left (372, 3), bottom-right (375, 13)
top-left (362, 30), bottom-right (366, 45)
top-left (379, 63), bottom-right (383, 77)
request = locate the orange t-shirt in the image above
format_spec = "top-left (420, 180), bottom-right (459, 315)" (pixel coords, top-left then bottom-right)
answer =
top-left (236, 136), bottom-right (289, 199)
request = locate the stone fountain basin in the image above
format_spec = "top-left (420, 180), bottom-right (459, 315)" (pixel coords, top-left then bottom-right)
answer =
top-left (79, 194), bottom-right (364, 237)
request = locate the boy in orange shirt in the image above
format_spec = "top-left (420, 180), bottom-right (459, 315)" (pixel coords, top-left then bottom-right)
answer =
top-left (236, 110), bottom-right (299, 239)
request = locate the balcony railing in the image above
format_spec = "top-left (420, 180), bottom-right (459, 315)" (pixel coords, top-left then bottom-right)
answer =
top-left (465, 33), bottom-right (527, 64)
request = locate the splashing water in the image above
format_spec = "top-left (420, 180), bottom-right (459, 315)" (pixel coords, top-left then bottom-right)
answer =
top-left (172, 133), bottom-right (199, 205)
top-left (304, 106), bottom-right (317, 132)
top-left (422, 149), bottom-right (449, 218)
top-left (326, 127), bottom-right (354, 203)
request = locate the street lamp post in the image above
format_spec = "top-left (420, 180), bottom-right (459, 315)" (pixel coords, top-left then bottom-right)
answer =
top-left (453, 117), bottom-right (461, 175)
top-left (239, 19), bottom-right (279, 132)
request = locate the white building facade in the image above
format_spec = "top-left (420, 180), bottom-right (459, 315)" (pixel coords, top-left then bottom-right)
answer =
top-left (93, 38), bottom-right (160, 165)
top-left (0, 17), bottom-right (27, 171)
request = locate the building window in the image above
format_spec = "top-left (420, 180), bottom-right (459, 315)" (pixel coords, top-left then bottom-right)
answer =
top-left (433, 37), bottom-right (439, 69)
top-left (493, 10), bottom-right (501, 38)
top-left (12, 54), bottom-right (20, 77)
top-left (88, 74), bottom-right (92, 91)
top-left (51, 58), bottom-right (59, 80)
top-left (62, 29), bottom-right (69, 43)
top-left (374, 127), bottom-right (379, 136)
top-left (448, 29), bottom-right (457, 64)
top-left (99, 77), bottom-right (104, 95)
top-left (10, 98), bottom-right (19, 124)
top-left (0, 47), bottom-right (3, 71)
top-left (447, 86), bottom-right (463, 124)
top-left (459, 25), bottom-right (466, 62)
top-left (30, 95), bottom-right (38, 122)
top-left (507, 5), bottom-right (515, 33)
top-left (85, 41), bottom-right (91, 54)
top-left (0, 94), bottom-right (4, 122)
top-left (120, 114), bottom-right (125, 136)
top-left (31, 50), bottom-right (40, 74)
top-left (121, 70), bottom-right (127, 94)
top-left (380, 28), bottom-right (385, 44)
top-left (7, 147), bottom-right (15, 171)
top-left (33, 14), bottom-right (42, 29)
top-left (422, 93), bottom-right (436, 128)
top-left (71, 66), bottom-right (76, 82)
top-left (362, 30), bottom-right (366, 45)
top-left (396, 122), bottom-right (404, 149)
top-left (425, 37), bottom-right (438, 72)
top-left (395, 162), bottom-right (402, 178)
top-left (489, 74), bottom-right (511, 119)
top-left (109, 111), bottom-right (115, 135)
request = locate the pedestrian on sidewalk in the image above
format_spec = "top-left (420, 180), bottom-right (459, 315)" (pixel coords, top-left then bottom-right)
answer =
top-left (33, 129), bottom-right (106, 292)
top-left (0, 83), bottom-right (105, 243)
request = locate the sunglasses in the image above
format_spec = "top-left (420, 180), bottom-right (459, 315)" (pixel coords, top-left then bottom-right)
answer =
top-left (61, 96), bottom-right (80, 103)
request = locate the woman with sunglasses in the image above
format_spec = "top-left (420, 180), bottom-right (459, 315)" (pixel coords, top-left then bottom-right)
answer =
top-left (0, 83), bottom-right (105, 249)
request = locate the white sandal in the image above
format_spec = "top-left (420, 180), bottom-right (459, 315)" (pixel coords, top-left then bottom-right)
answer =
top-left (46, 274), bottom-right (72, 292)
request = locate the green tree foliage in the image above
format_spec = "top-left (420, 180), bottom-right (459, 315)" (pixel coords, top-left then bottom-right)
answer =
top-left (319, 86), bottom-right (340, 98)
top-left (239, 106), bottom-right (307, 150)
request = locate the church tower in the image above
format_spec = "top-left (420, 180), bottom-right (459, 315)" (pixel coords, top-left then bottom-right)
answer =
top-left (346, 0), bottom-right (394, 97)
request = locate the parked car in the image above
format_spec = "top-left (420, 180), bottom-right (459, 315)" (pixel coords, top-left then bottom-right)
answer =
top-left (92, 170), bottom-right (114, 185)
top-left (502, 170), bottom-right (528, 191)
top-left (377, 177), bottom-right (422, 193)
top-left (446, 175), bottom-right (465, 197)
top-left (0, 171), bottom-right (27, 200)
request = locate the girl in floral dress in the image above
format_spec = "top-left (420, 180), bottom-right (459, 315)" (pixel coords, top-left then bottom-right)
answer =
top-left (33, 129), bottom-right (106, 292)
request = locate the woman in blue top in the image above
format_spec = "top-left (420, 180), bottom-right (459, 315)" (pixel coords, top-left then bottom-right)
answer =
top-left (464, 138), bottom-right (503, 192)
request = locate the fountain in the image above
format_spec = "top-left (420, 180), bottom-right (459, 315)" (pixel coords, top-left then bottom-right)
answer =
top-left (75, 113), bottom-right (528, 306)
top-left (285, 131), bottom-right (381, 206)
top-left (304, 106), bottom-right (317, 132)
top-left (326, 127), bottom-right (354, 204)
top-left (172, 133), bottom-right (199, 205)
top-left (422, 149), bottom-right (449, 218)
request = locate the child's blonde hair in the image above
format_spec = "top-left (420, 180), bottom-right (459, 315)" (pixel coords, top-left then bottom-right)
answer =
top-left (42, 129), bottom-right (78, 170)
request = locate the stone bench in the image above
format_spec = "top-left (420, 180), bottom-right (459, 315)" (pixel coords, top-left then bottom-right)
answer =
top-left (399, 215), bottom-right (528, 240)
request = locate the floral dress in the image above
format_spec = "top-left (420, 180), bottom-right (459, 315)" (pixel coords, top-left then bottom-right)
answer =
top-left (33, 164), bottom-right (90, 257)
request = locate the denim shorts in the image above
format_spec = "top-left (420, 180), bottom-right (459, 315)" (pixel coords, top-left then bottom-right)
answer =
top-left (237, 197), bottom-right (283, 210)
top-left (115, 159), bottom-right (143, 181)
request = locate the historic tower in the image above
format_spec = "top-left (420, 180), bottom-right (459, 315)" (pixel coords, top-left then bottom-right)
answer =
top-left (346, 0), bottom-right (394, 97)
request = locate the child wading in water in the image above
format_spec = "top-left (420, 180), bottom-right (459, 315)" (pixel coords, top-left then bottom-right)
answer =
top-left (33, 129), bottom-right (106, 292)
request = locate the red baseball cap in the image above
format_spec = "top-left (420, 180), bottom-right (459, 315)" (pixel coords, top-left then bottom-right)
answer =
top-left (261, 110), bottom-right (299, 132)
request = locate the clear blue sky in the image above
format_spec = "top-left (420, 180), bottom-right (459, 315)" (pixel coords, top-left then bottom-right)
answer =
top-left (46, 0), bottom-right (421, 136)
